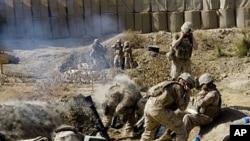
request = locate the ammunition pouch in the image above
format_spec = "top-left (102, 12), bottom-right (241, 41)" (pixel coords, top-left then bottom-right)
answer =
top-left (175, 45), bottom-right (192, 60)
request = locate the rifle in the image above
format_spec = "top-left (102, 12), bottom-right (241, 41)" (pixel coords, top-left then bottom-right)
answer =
top-left (85, 95), bottom-right (110, 140)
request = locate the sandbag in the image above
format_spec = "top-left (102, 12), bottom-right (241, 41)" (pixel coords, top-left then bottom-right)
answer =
top-left (203, 0), bottom-right (220, 10)
top-left (185, 0), bottom-right (203, 11)
top-left (218, 8), bottom-right (236, 28)
top-left (167, 11), bottom-right (184, 32)
top-left (220, 0), bottom-right (235, 9)
top-left (236, 8), bottom-right (250, 28)
top-left (135, 12), bottom-right (151, 33)
top-left (184, 10), bottom-right (201, 29)
top-left (201, 10), bottom-right (218, 29)
top-left (151, 12), bottom-right (168, 32)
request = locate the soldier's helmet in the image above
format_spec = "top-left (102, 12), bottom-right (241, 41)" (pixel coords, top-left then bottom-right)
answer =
top-left (116, 39), bottom-right (121, 43)
top-left (124, 41), bottom-right (129, 47)
top-left (94, 39), bottom-right (99, 44)
top-left (178, 72), bottom-right (195, 88)
top-left (181, 22), bottom-right (193, 33)
top-left (198, 73), bottom-right (214, 86)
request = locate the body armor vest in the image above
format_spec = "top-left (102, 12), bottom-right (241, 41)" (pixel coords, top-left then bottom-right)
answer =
top-left (175, 36), bottom-right (193, 59)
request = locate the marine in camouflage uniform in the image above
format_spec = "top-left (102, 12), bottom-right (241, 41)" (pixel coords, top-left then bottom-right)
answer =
top-left (123, 41), bottom-right (133, 69)
top-left (183, 73), bottom-right (222, 134)
top-left (102, 78), bottom-right (141, 136)
top-left (140, 73), bottom-right (195, 141)
top-left (112, 39), bottom-right (124, 69)
top-left (89, 39), bottom-right (109, 69)
top-left (54, 124), bottom-right (83, 141)
top-left (168, 22), bottom-right (198, 81)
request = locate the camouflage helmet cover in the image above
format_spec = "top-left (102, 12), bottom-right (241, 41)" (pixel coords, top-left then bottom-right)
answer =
top-left (116, 39), bottom-right (122, 43)
top-left (181, 22), bottom-right (193, 33)
top-left (178, 72), bottom-right (195, 88)
top-left (198, 73), bottom-right (214, 86)
top-left (124, 41), bottom-right (129, 46)
top-left (94, 38), bottom-right (99, 44)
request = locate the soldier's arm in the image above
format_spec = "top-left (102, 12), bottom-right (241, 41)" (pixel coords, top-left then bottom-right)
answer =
top-left (191, 34), bottom-right (198, 50)
top-left (172, 32), bottom-right (184, 48)
top-left (196, 91), bottom-right (216, 107)
top-left (175, 85), bottom-right (190, 111)
top-left (115, 95), bottom-right (134, 114)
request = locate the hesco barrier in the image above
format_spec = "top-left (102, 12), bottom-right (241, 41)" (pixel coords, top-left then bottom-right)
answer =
top-left (0, 0), bottom-right (249, 39)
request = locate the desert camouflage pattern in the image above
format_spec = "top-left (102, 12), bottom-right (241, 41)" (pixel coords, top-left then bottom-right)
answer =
top-left (181, 22), bottom-right (193, 33)
top-left (112, 42), bottom-right (123, 68)
top-left (53, 125), bottom-right (83, 141)
top-left (123, 41), bottom-right (132, 69)
top-left (102, 80), bottom-right (141, 134)
top-left (183, 87), bottom-right (221, 133)
top-left (170, 59), bottom-right (191, 81)
top-left (54, 131), bottom-right (83, 141)
top-left (140, 82), bottom-right (191, 141)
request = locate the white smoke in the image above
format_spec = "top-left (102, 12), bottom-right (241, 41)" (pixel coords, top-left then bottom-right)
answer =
top-left (92, 74), bottom-right (136, 105)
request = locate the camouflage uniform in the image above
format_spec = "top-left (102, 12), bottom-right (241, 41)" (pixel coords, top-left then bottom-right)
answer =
top-left (112, 39), bottom-right (124, 68)
top-left (90, 39), bottom-right (108, 69)
top-left (140, 73), bottom-right (195, 141)
top-left (169, 22), bottom-right (196, 80)
top-left (183, 73), bottom-right (222, 133)
top-left (123, 41), bottom-right (133, 69)
top-left (54, 125), bottom-right (83, 141)
top-left (102, 80), bottom-right (141, 135)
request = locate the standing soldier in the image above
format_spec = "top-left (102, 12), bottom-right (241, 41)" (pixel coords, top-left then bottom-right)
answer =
top-left (140, 73), bottom-right (196, 141)
top-left (167, 22), bottom-right (198, 81)
top-left (89, 39), bottom-right (109, 70)
top-left (123, 41), bottom-right (133, 69)
top-left (101, 77), bottom-right (141, 137)
top-left (112, 39), bottom-right (124, 69)
top-left (183, 73), bottom-right (222, 134)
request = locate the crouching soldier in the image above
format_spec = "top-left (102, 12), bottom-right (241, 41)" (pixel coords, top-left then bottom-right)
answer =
top-left (53, 124), bottom-right (106, 141)
top-left (140, 72), bottom-right (196, 141)
top-left (54, 124), bottom-right (84, 141)
top-left (183, 73), bottom-right (222, 134)
top-left (102, 78), bottom-right (141, 137)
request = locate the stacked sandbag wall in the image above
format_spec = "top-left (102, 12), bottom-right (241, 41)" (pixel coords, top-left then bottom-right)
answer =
top-left (236, 0), bottom-right (250, 28)
top-left (134, 0), bottom-right (151, 33)
top-left (0, 0), bottom-right (249, 40)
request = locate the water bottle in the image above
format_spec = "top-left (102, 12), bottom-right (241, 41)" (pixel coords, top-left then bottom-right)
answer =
top-left (193, 135), bottom-right (201, 141)
top-left (243, 117), bottom-right (250, 124)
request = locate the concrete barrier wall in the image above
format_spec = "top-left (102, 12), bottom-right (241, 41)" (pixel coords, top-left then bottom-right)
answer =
top-left (0, 0), bottom-right (249, 39)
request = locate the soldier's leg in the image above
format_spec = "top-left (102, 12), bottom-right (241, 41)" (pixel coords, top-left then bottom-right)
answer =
top-left (123, 111), bottom-right (136, 137)
top-left (102, 104), bottom-right (115, 128)
top-left (182, 60), bottom-right (191, 74)
top-left (114, 55), bottom-right (119, 68)
top-left (155, 127), bottom-right (173, 141)
top-left (140, 114), bottom-right (159, 141)
top-left (183, 114), bottom-right (212, 134)
top-left (121, 57), bottom-right (125, 69)
top-left (170, 60), bottom-right (181, 81)
top-left (155, 109), bottom-right (187, 141)
top-left (124, 57), bottom-right (128, 69)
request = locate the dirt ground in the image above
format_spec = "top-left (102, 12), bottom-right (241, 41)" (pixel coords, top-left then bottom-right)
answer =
top-left (0, 28), bottom-right (250, 141)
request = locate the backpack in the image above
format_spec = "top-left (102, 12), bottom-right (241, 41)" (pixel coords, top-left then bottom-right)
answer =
top-left (148, 81), bottom-right (178, 97)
